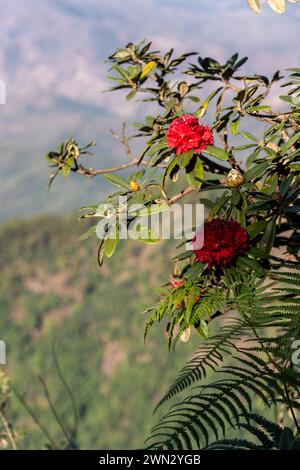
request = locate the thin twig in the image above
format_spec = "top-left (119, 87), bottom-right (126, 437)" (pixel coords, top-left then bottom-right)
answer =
top-left (0, 410), bottom-right (17, 450)
top-left (38, 376), bottom-right (74, 447)
top-left (10, 383), bottom-right (58, 449)
top-left (158, 186), bottom-right (196, 206)
top-left (75, 159), bottom-right (139, 177)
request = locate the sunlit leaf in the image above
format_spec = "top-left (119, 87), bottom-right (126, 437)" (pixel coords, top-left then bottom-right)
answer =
top-left (103, 237), bottom-right (118, 258)
top-left (140, 61), bottom-right (157, 79)
top-left (267, 0), bottom-right (286, 13)
top-left (247, 0), bottom-right (262, 14)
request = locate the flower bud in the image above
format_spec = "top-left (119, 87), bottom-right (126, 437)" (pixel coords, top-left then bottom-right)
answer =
top-left (226, 169), bottom-right (245, 188)
top-left (130, 181), bottom-right (140, 192)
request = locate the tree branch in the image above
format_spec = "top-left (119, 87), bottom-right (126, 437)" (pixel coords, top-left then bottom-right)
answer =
top-left (74, 160), bottom-right (140, 177)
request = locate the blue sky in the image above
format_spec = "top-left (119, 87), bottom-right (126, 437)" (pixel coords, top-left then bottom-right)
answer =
top-left (0, 0), bottom-right (299, 219)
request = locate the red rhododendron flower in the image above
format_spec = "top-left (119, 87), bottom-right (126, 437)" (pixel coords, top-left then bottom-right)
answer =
top-left (166, 114), bottom-right (214, 155)
top-left (193, 219), bottom-right (250, 268)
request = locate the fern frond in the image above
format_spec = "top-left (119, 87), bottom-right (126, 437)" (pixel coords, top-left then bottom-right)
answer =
top-left (149, 264), bottom-right (300, 449)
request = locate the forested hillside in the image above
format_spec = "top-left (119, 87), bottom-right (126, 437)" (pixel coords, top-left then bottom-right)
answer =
top-left (0, 214), bottom-right (198, 449)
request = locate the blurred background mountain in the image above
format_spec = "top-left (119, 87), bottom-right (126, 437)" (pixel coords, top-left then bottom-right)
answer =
top-left (0, 215), bottom-right (202, 449)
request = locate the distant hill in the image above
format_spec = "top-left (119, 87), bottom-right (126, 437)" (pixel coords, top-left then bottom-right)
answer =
top-left (0, 214), bottom-right (200, 449)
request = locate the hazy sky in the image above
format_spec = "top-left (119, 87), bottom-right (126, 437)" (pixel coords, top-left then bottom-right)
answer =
top-left (0, 0), bottom-right (299, 220)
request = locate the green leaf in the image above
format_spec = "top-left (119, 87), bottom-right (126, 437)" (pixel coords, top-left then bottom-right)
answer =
top-left (208, 194), bottom-right (231, 220)
top-left (129, 169), bottom-right (146, 182)
top-left (281, 132), bottom-right (300, 155)
top-left (140, 61), bottom-right (157, 79)
top-left (178, 151), bottom-right (194, 169)
top-left (289, 163), bottom-right (300, 171)
top-left (65, 156), bottom-right (75, 167)
top-left (196, 87), bottom-right (223, 117)
top-left (145, 115), bottom-right (154, 126)
top-left (230, 116), bottom-right (240, 135)
top-left (239, 130), bottom-right (258, 142)
top-left (248, 247), bottom-right (269, 259)
top-left (126, 90), bottom-right (137, 101)
top-left (231, 188), bottom-right (242, 208)
top-left (186, 158), bottom-right (204, 189)
top-left (246, 221), bottom-right (268, 239)
top-left (79, 225), bottom-right (97, 241)
top-left (61, 165), bottom-right (71, 178)
top-left (279, 95), bottom-right (294, 104)
top-left (279, 175), bottom-right (293, 198)
top-left (163, 158), bottom-right (180, 186)
top-left (244, 161), bottom-right (269, 182)
top-left (103, 237), bottom-right (118, 258)
top-left (136, 227), bottom-right (160, 245)
top-left (237, 256), bottom-right (265, 277)
top-left (172, 250), bottom-right (194, 261)
top-left (196, 320), bottom-right (209, 339)
top-left (262, 218), bottom-right (277, 254)
top-left (102, 174), bottom-right (131, 190)
top-left (203, 145), bottom-right (229, 161)
top-left (183, 262), bottom-right (207, 279)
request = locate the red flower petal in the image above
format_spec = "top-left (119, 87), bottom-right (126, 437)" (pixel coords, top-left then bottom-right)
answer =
top-left (166, 114), bottom-right (214, 155)
top-left (193, 219), bottom-right (250, 268)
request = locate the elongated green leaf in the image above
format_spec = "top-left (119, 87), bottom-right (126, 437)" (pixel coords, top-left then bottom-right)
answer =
top-left (239, 130), bottom-right (258, 142)
top-left (196, 87), bottom-right (223, 117)
top-left (281, 132), bottom-right (300, 155)
top-left (102, 174), bottom-right (131, 190)
top-left (244, 161), bottom-right (269, 181)
top-left (208, 194), bottom-right (231, 220)
top-left (140, 61), bottom-right (157, 79)
top-left (203, 146), bottom-right (229, 161)
top-left (79, 225), bottom-right (97, 241)
top-left (262, 218), bottom-right (277, 254)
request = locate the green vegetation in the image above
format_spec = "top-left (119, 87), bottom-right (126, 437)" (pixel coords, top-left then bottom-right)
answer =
top-left (0, 215), bottom-right (199, 449)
